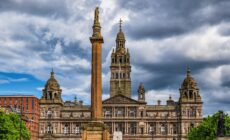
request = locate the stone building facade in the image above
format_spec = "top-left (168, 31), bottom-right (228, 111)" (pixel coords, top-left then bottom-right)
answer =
top-left (38, 12), bottom-right (203, 140)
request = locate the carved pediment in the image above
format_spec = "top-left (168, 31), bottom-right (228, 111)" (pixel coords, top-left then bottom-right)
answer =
top-left (103, 94), bottom-right (140, 104)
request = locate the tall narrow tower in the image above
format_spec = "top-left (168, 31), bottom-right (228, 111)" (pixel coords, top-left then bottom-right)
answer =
top-left (178, 68), bottom-right (202, 139)
top-left (110, 19), bottom-right (131, 98)
top-left (82, 7), bottom-right (109, 140)
top-left (90, 7), bottom-right (104, 121)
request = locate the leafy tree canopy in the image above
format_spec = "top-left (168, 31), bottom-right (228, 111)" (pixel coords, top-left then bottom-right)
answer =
top-left (0, 108), bottom-right (30, 140)
top-left (188, 111), bottom-right (230, 140)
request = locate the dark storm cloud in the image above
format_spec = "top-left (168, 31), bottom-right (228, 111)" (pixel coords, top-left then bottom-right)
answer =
top-left (132, 55), bottom-right (230, 90)
top-left (0, 0), bottom-right (101, 20)
top-left (0, 0), bottom-right (69, 18)
top-left (117, 0), bottom-right (230, 39)
top-left (0, 0), bottom-right (230, 115)
top-left (221, 71), bottom-right (230, 88)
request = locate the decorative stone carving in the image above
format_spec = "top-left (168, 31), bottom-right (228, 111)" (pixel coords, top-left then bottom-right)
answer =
top-left (103, 94), bottom-right (140, 104)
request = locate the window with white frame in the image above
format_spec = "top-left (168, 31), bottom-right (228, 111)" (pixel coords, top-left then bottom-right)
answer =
top-left (75, 125), bottom-right (80, 134)
top-left (105, 110), bottom-right (111, 117)
top-left (160, 124), bottom-right (166, 135)
top-left (116, 108), bottom-right (124, 117)
top-left (47, 110), bottom-right (52, 118)
top-left (64, 124), bottom-right (69, 134)
top-left (149, 126), bottom-right (153, 134)
top-left (47, 125), bottom-right (52, 134)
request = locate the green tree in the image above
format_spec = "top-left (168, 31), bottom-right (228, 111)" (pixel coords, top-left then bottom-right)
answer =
top-left (0, 108), bottom-right (30, 140)
top-left (188, 111), bottom-right (230, 140)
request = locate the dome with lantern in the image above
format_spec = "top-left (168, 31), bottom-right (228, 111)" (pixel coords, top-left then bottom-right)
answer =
top-left (181, 68), bottom-right (198, 89)
top-left (44, 69), bottom-right (61, 91)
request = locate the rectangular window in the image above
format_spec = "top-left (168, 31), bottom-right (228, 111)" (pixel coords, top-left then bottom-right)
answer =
top-left (32, 99), bottom-right (34, 110)
top-left (64, 125), bottom-right (69, 134)
top-left (26, 98), bottom-right (29, 110)
top-left (9, 98), bottom-right (12, 106)
top-left (15, 98), bottom-right (18, 107)
top-left (149, 126), bottom-right (153, 134)
top-left (75, 126), bottom-right (80, 134)
top-left (4, 98), bottom-right (6, 106)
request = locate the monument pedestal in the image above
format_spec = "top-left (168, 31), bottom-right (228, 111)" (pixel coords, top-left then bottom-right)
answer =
top-left (82, 121), bottom-right (110, 140)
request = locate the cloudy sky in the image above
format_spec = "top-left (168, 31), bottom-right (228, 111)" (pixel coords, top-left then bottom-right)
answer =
top-left (0, 0), bottom-right (230, 116)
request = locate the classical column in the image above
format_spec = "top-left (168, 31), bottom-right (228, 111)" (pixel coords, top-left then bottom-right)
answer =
top-left (82, 7), bottom-right (110, 140)
top-left (125, 122), bottom-right (127, 135)
top-left (90, 6), bottom-right (104, 121)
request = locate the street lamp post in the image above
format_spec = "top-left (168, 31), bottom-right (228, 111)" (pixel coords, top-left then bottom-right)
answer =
top-left (18, 97), bottom-right (35, 140)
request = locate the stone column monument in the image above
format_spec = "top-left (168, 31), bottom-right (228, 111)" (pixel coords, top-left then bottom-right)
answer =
top-left (82, 7), bottom-right (110, 140)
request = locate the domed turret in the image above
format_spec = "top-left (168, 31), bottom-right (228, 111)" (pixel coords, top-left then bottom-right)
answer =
top-left (179, 67), bottom-right (201, 103)
top-left (181, 68), bottom-right (198, 89)
top-left (116, 30), bottom-right (125, 42)
top-left (40, 69), bottom-right (63, 104)
top-left (44, 70), bottom-right (61, 91)
top-left (116, 19), bottom-right (126, 51)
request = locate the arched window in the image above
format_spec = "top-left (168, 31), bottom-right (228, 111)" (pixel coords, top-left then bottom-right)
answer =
top-left (189, 123), bottom-right (194, 131)
top-left (140, 93), bottom-right (143, 99)
top-left (189, 90), bottom-right (193, 99)
top-left (119, 56), bottom-right (122, 63)
top-left (123, 73), bottom-right (125, 79)
top-left (47, 109), bottom-right (52, 118)
top-left (140, 127), bottom-right (144, 134)
top-left (184, 91), bottom-right (188, 98)
top-left (173, 124), bottom-right (177, 134)
top-left (55, 93), bottom-right (58, 98)
top-left (140, 111), bottom-right (144, 117)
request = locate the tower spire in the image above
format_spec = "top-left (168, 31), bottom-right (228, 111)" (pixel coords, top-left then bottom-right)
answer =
top-left (116, 19), bottom-right (125, 49)
top-left (119, 18), bottom-right (122, 32)
top-left (187, 66), bottom-right (191, 77)
top-left (51, 68), bottom-right (54, 78)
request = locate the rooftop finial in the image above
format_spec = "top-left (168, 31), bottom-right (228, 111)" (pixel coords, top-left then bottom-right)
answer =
top-left (119, 18), bottom-right (123, 32)
top-left (74, 95), bottom-right (77, 103)
top-left (187, 66), bottom-right (191, 76)
top-left (51, 68), bottom-right (54, 78)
